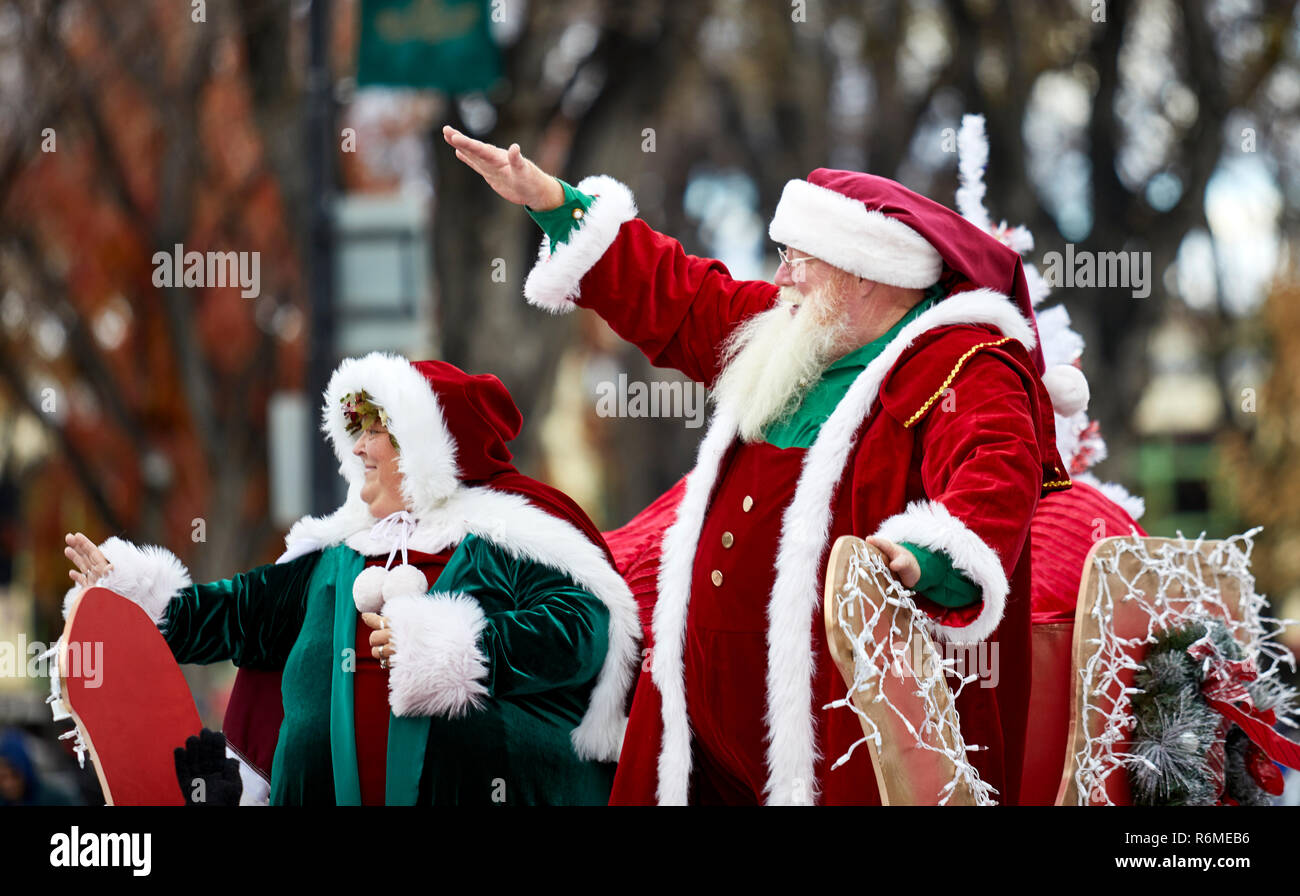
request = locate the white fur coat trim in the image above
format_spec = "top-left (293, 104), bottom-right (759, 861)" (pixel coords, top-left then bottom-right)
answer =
top-left (522, 175), bottom-right (638, 312)
top-left (654, 287), bottom-right (1034, 804)
top-left (62, 536), bottom-right (193, 626)
top-left (383, 590), bottom-right (490, 718)
top-left (280, 483), bottom-right (640, 763)
top-left (650, 405), bottom-right (738, 804)
top-left (873, 500), bottom-right (1008, 644)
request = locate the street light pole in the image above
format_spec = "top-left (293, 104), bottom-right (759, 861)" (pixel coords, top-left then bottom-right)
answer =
top-left (306, 0), bottom-right (338, 514)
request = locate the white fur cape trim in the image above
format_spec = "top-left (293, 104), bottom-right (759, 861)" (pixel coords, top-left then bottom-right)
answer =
top-left (873, 500), bottom-right (1008, 644)
top-left (522, 175), bottom-right (638, 313)
top-left (384, 591), bottom-right (490, 718)
top-left (322, 352), bottom-right (460, 515)
top-left (654, 287), bottom-right (1033, 804)
top-left (769, 178), bottom-right (944, 288)
top-left (278, 484), bottom-right (465, 563)
top-left (279, 484), bottom-right (640, 763)
top-left (62, 536), bottom-right (193, 626)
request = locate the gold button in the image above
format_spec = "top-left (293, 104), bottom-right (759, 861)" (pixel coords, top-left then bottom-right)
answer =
top-left (721, 531), bottom-right (734, 548)
top-left (742, 495), bottom-right (753, 512)
top-left (572, 207), bottom-right (585, 220)
top-left (711, 570), bottom-right (723, 587)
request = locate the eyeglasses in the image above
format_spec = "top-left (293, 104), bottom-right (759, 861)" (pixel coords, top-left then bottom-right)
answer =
top-left (777, 246), bottom-right (820, 282)
top-left (777, 247), bottom-right (813, 267)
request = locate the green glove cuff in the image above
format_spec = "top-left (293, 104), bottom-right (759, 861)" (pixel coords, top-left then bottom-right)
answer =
top-left (526, 179), bottom-right (595, 253)
top-left (899, 541), bottom-right (981, 608)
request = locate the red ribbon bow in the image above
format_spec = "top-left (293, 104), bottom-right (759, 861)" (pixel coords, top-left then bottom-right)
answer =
top-left (1187, 635), bottom-right (1300, 795)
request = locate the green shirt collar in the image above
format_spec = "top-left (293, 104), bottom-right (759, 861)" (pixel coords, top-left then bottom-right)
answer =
top-left (825, 287), bottom-right (942, 374)
top-left (760, 285), bottom-right (944, 449)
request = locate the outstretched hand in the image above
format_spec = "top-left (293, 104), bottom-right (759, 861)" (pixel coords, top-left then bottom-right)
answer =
top-left (864, 536), bottom-right (921, 589)
top-left (64, 532), bottom-right (110, 589)
top-left (441, 125), bottom-right (565, 211)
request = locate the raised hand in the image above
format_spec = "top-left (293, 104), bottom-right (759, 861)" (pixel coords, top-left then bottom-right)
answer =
top-left (442, 125), bottom-right (565, 211)
top-left (64, 532), bottom-right (111, 589)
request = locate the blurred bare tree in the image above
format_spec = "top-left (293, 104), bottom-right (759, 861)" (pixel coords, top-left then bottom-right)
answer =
top-left (0, 0), bottom-right (311, 636)
top-left (429, 0), bottom-right (1300, 530)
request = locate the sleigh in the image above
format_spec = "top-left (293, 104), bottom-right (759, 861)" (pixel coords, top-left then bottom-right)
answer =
top-left (606, 476), bottom-right (1300, 805)
top-left (62, 470), bottom-right (1290, 806)
top-left (821, 525), bottom-right (1296, 806)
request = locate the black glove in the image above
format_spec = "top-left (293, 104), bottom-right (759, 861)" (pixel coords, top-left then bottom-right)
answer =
top-left (174, 728), bottom-right (243, 806)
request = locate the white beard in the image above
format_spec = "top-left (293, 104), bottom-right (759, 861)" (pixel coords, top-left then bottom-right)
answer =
top-left (711, 283), bottom-right (852, 443)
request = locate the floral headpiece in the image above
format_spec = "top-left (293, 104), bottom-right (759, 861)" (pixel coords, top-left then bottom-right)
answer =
top-left (341, 390), bottom-right (398, 448)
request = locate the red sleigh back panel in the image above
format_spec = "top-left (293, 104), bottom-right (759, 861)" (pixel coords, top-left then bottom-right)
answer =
top-left (1020, 482), bottom-right (1146, 803)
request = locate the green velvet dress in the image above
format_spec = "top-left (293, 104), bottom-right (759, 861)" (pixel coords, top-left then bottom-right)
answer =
top-left (162, 534), bottom-right (615, 805)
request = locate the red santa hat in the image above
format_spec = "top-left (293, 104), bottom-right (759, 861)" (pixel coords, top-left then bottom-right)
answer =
top-left (769, 168), bottom-right (1048, 374)
top-left (324, 355), bottom-right (528, 510)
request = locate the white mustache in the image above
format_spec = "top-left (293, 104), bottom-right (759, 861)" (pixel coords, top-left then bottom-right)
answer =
top-left (711, 284), bottom-right (850, 443)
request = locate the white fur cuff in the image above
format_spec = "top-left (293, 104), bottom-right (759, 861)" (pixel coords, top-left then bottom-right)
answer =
top-left (522, 175), bottom-right (638, 313)
top-left (65, 537), bottom-right (192, 625)
top-left (383, 591), bottom-right (491, 718)
top-left (873, 499), bottom-right (1009, 644)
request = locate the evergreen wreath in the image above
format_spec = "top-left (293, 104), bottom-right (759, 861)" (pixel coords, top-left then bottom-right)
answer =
top-left (1128, 619), bottom-right (1295, 805)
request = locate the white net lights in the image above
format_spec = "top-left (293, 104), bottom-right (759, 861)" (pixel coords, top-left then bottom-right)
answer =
top-left (1069, 529), bottom-right (1296, 805)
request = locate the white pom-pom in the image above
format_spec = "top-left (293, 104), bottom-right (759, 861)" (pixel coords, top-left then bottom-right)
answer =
top-left (352, 566), bottom-right (387, 614)
top-left (1043, 364), bottom-right (1090, 417)
top-left (381, 563), bottom-right (428, 601)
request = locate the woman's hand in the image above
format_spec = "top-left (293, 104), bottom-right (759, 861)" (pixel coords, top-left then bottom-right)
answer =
top-left (864, 536), bottom-right (921, 589)
top-left (442, 125), bottom-right (565, 211)
top-left (362, 612), bottom-right (395, 666)
top-left (64, 532), bottom-right (112, 589)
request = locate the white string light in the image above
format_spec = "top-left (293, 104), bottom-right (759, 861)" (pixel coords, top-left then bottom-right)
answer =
top-left (1069, 529), bottom-right (1295, 805)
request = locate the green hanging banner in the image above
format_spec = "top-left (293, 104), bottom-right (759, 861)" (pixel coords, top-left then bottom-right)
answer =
top-left (357, 0), bottom-right (502, 93)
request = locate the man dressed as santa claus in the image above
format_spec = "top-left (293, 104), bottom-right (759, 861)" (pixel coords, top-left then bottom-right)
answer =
top-left (445, 126), bottom-right (1072, 806)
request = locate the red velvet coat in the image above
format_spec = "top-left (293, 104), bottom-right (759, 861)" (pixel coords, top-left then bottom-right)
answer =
top-left (522, 177), bottom-right (1068, 804)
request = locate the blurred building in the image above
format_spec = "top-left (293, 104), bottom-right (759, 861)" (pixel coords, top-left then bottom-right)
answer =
top-left (1132, 318), bottom-right (1237, 538)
